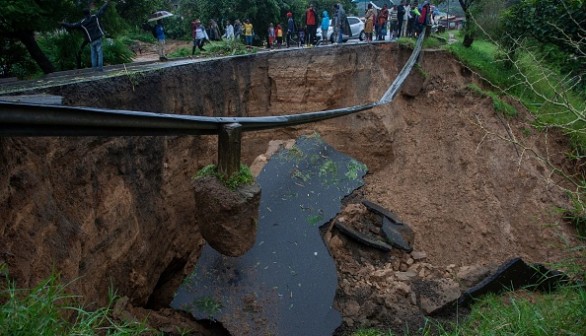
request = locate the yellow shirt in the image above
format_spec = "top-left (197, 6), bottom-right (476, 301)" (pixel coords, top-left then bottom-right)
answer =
top-left (244, 23), bottom-right (254, 36)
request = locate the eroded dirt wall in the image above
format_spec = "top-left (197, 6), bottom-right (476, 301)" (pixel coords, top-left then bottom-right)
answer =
top-left (47, 43), bottom-right (405, 117)
top-left (0, 136), bottom-right (211, 307)
top-left (0, 44), bottom-right (408, 308)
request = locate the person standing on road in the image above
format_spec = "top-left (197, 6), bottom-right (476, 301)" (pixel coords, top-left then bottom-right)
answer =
top-left (192, 19), bottom-right (208, 54)
top-left (377, 4), bottom-right (389, 41)
top-left (389, 5), bottom-right (399, 39)
top-left (304, 3), bottom-right (318, 46)
top-left (286, 12), bottom-right (297, 48)
top-left (234, 20), bottom-right (243, 41)
top-left (364, 4), bottom-right (375, 42)
top-left (223, 20), bottom-right (234, 40)
top-left (334, 3), bottom-right (350, 44)
top-left (397, 2), bottom-right (406, 38)
top-left (243, 19), bottom-right (254, 46)
top-left (276, 24), bottom-right (284, 48)
top-left (61, 1), bottom-right (109, 71)
top-left (154, 20), bottom-right (167, 60)
top-left (268, 23), bottom-right (276, 48)
top-left (401, 2), bottom-right (410, 37)
top-left (321, 10), bottom-right (330, 44)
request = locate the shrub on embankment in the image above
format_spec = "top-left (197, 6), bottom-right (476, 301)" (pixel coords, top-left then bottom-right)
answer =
top-left (0, 265), bottom-right (151, 336)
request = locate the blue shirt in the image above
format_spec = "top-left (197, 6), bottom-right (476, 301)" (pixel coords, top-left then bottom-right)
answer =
top-left (155, 24), bottom-right (165, 40)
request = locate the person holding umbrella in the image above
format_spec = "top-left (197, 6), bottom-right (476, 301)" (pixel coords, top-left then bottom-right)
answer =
top-left (61, 1), bottom-right (109, 71)
top-left (148, 11), bottom-right (174, 61)
top-left (154, 20), bottom-right (167, 60)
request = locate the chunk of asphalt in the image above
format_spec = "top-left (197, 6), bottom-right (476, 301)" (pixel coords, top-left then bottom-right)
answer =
top-left (362, 199), bottom-right (403, 224)
top-left (430, 258), bottom-right (570, 317)
top-left (334, 220), bottom-right (393, 252)
top-left (458, 257), bottom-right (570, 307)
top-left (381, 217), bottom-right (413, 252)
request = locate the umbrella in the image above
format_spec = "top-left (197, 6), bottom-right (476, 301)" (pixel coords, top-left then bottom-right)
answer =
top-left (148, 11), bottom-right (174, 22)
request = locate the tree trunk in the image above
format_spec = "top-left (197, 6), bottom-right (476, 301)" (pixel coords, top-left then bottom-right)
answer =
top-left (462, 11), bottom-right (475, 48)
top-left (17, 31), bottom-right (55, 74)
top-left (463, 33), bottom-right (474, 47)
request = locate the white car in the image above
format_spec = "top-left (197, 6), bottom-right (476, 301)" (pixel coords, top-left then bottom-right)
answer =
top-left (316, 16), bottom-right (365, 43)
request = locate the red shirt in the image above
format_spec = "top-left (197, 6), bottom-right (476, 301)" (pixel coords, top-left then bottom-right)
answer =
top-left (306, 8), bottom-right (316, 25)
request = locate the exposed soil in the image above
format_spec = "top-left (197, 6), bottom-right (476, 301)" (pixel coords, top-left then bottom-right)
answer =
top-left (319, 56), bottom-right (583, 333)
top-left (1, 41), bottom-right (583, 335)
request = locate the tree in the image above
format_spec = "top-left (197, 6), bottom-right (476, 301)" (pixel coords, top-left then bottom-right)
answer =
top-left (499, 0), bottom-right (585, 87)
top-left (0, 0), bottom-right (166, 76)
top-left (115, 0), bottom-right (170, 27)
top-left (0, 0), bottom-right (78, 74)
top-left (457, 0), bottom-right (480, 47)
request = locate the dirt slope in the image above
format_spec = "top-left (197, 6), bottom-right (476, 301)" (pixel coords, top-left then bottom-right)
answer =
top-left (317, 50), bottom-right (582, 333)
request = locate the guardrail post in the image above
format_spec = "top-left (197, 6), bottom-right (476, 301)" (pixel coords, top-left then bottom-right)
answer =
top-left (218, 123), bottom-right (242, 178)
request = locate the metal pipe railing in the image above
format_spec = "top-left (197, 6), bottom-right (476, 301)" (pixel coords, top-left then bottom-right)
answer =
top-left (0, 101), bottom-right (378, 137)
top-left (0, 33), bottom-right (426, 176)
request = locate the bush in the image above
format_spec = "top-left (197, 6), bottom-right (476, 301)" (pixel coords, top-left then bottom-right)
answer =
top-left (0, 271), bottom-right (152, 335)
top-left (0, 38), bottom-right (41, 79)
top-left (38, 31), bottom-right (134, 71)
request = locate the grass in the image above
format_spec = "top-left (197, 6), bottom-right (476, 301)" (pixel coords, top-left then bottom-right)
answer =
top-left (447, 37), bottom-right (586, 151)
top-left (167, 47), bottom-right (191, 58)
top-left (167, 39), bottom-right (257, 58)
top-left (194, 164), bottom-right (254, 191)
top-left (467, 83), bottom-right (517, 117)
top-left (0, 269), bottom-right (152, 336)
top-left (454, 287), bottom-right (586, 335)
top-left (350, 285), bottom-right (586, 336)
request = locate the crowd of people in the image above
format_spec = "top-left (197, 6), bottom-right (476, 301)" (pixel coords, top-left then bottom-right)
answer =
top-left (190, 1), bottom-right (439, 50)
top-left (60, 1), bottom-right (441, 69)
top-left (154, 0), bottom-right (440, 57)
top-left (364, 1), bottom-right (439, 42)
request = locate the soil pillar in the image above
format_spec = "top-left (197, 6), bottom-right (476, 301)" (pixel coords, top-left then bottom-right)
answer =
top-left (218, 123), bottom-right (242, 178)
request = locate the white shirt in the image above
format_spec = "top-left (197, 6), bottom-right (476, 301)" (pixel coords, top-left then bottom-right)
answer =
top-left (224, 24), bottom-right (234, 39)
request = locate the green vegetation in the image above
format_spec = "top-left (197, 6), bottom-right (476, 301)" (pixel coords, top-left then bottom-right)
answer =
top-left (167, 40), bottom-right (256, 59)
top-left (167, 47), bottom-right (192, 58)
top-left (1, 0), bottom-right (360, 78)
top-left (345, 160), bottom-right (368, 181)
top-left (200, 40), bottom-right (257, 56)
top-left (467, 84), bottom-right (517, 117)
top-left (194, 296), bottom-right (222, 318)
top-left (352, 328), bottom-right (394, 336)
top-left (350, 286), bottom-right (586, 336)
top-left (0, 269), bottom-right (152, 336)
top-left (194, 164), bottom-right (254, 191)
top-left (454, 287), bottom-right (586, 335)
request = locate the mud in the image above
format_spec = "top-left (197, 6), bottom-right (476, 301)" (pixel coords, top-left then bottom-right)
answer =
top-left (0, 42), bottom-right (583, 335)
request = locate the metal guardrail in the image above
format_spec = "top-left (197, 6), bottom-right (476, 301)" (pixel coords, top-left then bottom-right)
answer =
top-left (0, 33), bottom-right (424, 137)
top-left (0, 33), bottom-right (425, 175)
top-left (0, 101), bottom-right (378, 137)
